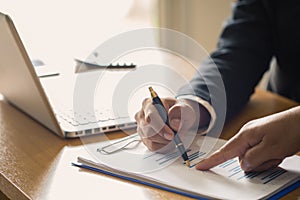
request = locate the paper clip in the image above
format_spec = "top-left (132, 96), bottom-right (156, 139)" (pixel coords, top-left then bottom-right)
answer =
top-left (97, 134), bottom-right (141, 154)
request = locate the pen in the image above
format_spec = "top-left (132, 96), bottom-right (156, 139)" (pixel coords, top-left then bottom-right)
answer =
top-left (38, 72), bottom-right (60, 78)
top-left (75, 58), bottom-right (136, 69)
top-left (148, 87), bottom-right (190, 167)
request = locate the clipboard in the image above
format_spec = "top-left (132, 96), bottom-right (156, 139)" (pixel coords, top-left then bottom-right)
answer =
top-left (72, 162), bottom-right (300, 200)
top-left (72, 134), bottom-right (300, 200)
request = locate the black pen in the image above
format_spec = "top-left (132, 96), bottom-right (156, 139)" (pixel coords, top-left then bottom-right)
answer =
top-left (148, 87), bottom-right (190, 167)
top-left (75, 58), bottom-right (136, 69)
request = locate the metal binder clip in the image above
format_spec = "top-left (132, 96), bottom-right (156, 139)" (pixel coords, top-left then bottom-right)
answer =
top-left (97, 134), bottom-right (141, 154)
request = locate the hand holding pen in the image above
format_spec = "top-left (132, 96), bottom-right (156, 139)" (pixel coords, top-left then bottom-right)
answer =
top-left (148, 87), bottom-right (190, 166)
top-left (135, 87), bottom-right (209, 167)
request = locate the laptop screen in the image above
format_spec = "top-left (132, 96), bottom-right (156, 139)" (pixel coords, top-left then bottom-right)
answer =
top-left (0, 13), bottom-right (63, 136)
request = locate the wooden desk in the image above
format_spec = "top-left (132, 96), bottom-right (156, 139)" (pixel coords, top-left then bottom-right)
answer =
top-left (0, 88), bottom-right (299, 200)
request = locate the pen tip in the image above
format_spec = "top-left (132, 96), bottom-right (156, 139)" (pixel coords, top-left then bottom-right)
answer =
top-left (185, 160), bottom-right (190, 167)
top-left (148, 86), bottom-right (153, 92)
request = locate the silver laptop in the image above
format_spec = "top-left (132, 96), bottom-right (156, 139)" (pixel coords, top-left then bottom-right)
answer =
top-left (0, 12), bottom-right (137, 138)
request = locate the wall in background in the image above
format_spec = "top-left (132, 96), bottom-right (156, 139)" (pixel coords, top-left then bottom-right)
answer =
top-left (158, 0), bottom-right (234, 54)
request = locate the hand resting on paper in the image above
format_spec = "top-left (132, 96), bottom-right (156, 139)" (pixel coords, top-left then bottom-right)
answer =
top-left (196, 106), bottom-right (300, 172)
top-left (134, 97), bottom-right (210, 151)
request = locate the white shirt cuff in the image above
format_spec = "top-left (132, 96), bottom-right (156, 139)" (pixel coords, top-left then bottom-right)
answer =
top-left (176, 95), bottom-right (216, 135)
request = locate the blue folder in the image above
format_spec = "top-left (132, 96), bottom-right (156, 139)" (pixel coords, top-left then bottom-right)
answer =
top-left (72, 162), bottom-right (300, 200)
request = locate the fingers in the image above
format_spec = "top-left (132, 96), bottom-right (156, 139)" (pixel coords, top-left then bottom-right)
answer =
top-left (135, 98), bottom-right (175, 152)
top-left (196, 131), bottom-right (255, 170)
top-left (196, 142), bottom-right (244, 170)
top-left (239, 139), bottom-right (281, 171)
top-left (135, 98), bottom-right (173, 140)
top-left (135, 97), bottom-right (200, 152)
top-left (197, 137), bottom-right (283, 172)
top-left (168, 102), bottom-right (196, 132)
top-left (244, 159), bottom-right (283, 172)
top-left (144, 98), bottom-right (174, 139)
top-left (196, 109), bottom-right (300, 172)
top-left (145, 109), bottom-right (174, 140)
top-left (195, 150), bottom-right (236, 171)
top-left (137, 126), bottom-right (171, 151)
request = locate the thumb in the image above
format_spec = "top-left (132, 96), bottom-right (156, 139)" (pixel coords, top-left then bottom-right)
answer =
top-left (168, 102), bottom-right (196, 132)
top-left (169, 117), bottom-right (181, 132)
top-left (168, 104), bottom-right (182, 131)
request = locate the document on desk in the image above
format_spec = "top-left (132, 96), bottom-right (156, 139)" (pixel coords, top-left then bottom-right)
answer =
top-left (73, 134), bottom-right (300, 200)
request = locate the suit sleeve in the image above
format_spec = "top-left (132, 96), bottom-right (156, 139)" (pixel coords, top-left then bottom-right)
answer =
top-left (177, 0), bottom-right (274, 122)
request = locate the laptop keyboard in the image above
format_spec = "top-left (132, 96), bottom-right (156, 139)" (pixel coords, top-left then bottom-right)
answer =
top-left (56, 108), bottom-right (131, 126)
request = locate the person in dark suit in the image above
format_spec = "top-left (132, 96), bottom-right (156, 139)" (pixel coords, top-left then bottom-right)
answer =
top-left (135, 0), bottom-right (300, 172)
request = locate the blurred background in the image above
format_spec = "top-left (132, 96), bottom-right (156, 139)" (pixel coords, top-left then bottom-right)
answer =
top-left (0, 0), bottom-right (234, 73)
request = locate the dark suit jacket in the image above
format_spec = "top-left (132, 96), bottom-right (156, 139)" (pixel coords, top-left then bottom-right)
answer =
top-left (178, 0), bottom-right (300, 121)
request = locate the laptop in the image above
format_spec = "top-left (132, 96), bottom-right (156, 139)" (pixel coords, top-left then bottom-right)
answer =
top-left (0, 12), bottom-right (137, 138)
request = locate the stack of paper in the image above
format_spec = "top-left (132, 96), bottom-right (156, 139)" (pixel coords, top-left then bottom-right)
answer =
top-left (73, 134), bottom-right (300, 200)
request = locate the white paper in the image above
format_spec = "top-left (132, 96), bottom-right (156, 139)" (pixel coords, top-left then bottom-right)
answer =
top-left (77, 134), bottom-right (300, 200)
